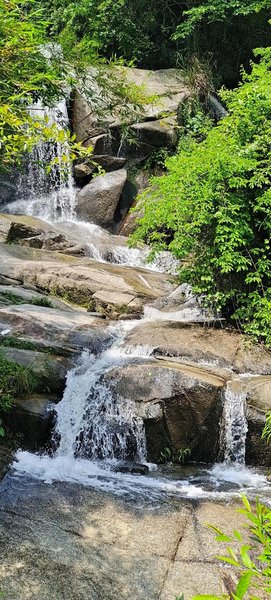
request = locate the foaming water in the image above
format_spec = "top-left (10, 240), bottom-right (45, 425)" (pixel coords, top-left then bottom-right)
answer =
top-left (13, 453), bottom-right (271, 501)
top-left (53, 319), bottom-right (154, 463)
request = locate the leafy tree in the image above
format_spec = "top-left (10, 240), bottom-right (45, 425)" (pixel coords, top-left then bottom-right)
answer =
top-left (40, 0), bottom-right (183, 68)
top-left (131, 48), bottom-right (271, 345)
top-left (0, 0), bottom-right (92, 172)
top-left (175, 0), bottom-right (271, 39)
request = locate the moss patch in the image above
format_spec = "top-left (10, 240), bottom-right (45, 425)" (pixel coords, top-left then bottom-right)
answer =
top-left (0, 335), bottom-right (57, 355)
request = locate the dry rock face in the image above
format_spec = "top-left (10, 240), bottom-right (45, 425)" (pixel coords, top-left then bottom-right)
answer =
top-left (0, 235), bottom-right (173, 316)
top-left (72, 67), bottom-right (188, 146)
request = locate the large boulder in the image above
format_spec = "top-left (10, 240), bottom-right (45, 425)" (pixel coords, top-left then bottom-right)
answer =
top-left (1, 214), bottom-right (87, 256)
top-left (76, 169), bottom-right (127, 230)
top-left (0, 304), bottom-right (111, 352)
top-left (104, 360), bottom-right (225, 463)
top-left (74, 156), bottom-right (126, 186)
top-left (131, 116), bottom-right (178, 148)
top-left (72, 68), bottom-right (189, 143)
top-left (5, 393), bottom-right (57, 450)
top-left (124, 321), bottom-right (271, 374)
top-left (71, 68), bottom-right (189, 165)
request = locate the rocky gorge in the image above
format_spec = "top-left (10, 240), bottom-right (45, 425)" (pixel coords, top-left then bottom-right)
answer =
top-left (1, 66), bottom-right (271, 600)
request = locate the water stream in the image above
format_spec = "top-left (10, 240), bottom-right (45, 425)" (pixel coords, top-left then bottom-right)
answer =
top-left (2, 97), bottom-right (270, 501)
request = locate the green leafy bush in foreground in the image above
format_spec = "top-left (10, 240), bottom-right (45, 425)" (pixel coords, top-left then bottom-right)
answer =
top-left (177, 496), bottom-right (271, 600)
top-left (131, 47), bottom-right (271, 345)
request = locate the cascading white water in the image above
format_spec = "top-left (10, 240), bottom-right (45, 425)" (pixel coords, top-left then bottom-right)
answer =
top-left (54, 321), bottom-right (153, 463)
top-left (6, 98), bottom-right (77, 222)
top-left (221, 381), bottom-right (248, 464)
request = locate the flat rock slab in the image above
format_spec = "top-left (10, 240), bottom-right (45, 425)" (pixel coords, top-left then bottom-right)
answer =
top-left (125, 321), bottom-right (271, 375)
top-left (0, 473), bottom-right (247, 600)
top-left (0, 243), bottom-right (173, 314)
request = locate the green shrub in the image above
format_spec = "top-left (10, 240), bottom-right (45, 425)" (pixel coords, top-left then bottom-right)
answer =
top-left (131, 48), bottom-right (271, 346)
top-left (0, 352), bottom-right (40, 416)
top-left (186, 496), bottom-right (271, 600)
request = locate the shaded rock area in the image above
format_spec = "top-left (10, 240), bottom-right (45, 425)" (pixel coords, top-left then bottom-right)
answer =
top-left (105, 361), bottom-right (224, 463)
top-left (70, 68), bottom-right (189, 231)
top-left (5, 393), bottom-right (58, 450)
top-left (76, 168), bottom-right (127, 230)
top-left (0, 476), bottom-right (248, 600)
top-left (244, 376), bottom-right (271, 466)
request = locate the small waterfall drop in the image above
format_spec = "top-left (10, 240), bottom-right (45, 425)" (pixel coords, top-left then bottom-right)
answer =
top-left (7, 98), bottom-right (76, 222)
top-left (221, 380), bottom-right (248, 465)
top-left (54, 321), bottom-right (153, 464)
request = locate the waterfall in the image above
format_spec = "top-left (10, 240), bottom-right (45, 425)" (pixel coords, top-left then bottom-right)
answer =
top-left (53, 321), bottom-right (153, 464)
top-left (221, 380), bottom-right (248, 464)
top-left (6, 98), bottom-right (77, 222)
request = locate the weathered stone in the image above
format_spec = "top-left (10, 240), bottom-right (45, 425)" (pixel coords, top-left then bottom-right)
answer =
top-left (0, 346), bottom-right (71, 393)
top-left (243, 376), bottom-right (271, 465)
top-left (105, 360), bottom-right (225, 463)
top-left (76, 169), bottom-right (127, 230)
top-left (112, 463), bottom-right (149, 475)
top-left (0, 241), bottom-right (173, 315)
top-left (125, 321), bottom-right (271, 374)
top-left (2, 214), bottom-right (87, 256)
top-left (0, 304), bottom-right (111, 353)
top-left (74, 156), bottom-right (127, 186)
top-left (131, 116), bottom-right (178, 148)
top-left (0, 474), bottom-right (248, 600)
top-left (93, 155), bottom-right (127, 172)
top-left (5, 393), bottom-right (58, 450)
top-left (72, 68), bottom-right (189, 143)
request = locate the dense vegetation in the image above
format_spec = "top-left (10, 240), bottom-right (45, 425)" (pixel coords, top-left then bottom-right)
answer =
top-left (132, 49), bottom-right (271, 344)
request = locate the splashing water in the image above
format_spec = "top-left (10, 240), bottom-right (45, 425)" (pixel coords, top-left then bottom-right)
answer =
top-left (6, 98), bottom-right (77, 222)
top-left (53, 320), bottom-right (153, 463)
top-left (221, 380), bottom-right (248, 465)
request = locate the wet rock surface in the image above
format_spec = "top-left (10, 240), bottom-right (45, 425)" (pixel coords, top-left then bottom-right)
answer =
top-left (0, 474), bottom-right (247, 600)
top-left (0, 238), bottom-right (173, 316)
top-left (105, 361), bottom-right (224, 463)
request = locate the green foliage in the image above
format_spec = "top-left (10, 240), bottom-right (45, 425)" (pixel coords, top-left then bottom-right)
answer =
top-left (131, 48), bottom-right (271, 346)
top-left (0, 0), bottom-right (93, 172)
top-left (29, 296), bottom-right (53, 308)
top-left (262, 412), bottom-right (271, 444)
top-left (190, 496), bottom-right (271, 600)
top-left (0, 335), bottom-right (56, 354)
top-left (40, 0), bottom-right (182, 68)
top-left (174, 0), bottom-right (271, 40)
top-left (0, 352), bottom-right (40, 413)
top-left (159, 447), bottom-right (191, 465)
top-left (0, 291), bottom-right (54, 308)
